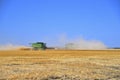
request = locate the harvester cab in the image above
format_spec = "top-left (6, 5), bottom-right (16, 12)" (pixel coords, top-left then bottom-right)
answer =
top-left (31, 42), bottom-right (46, 50)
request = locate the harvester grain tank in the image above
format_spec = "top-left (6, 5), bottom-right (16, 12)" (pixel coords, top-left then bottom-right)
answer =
top-left (31, 42), bottom-right (46, 50)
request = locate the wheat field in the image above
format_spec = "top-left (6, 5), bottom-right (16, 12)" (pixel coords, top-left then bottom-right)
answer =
top-left (0, 50), bottom-right (120, 80)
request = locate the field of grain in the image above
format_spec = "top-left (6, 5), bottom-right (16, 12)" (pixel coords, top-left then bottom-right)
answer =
top-left (0, 50), bottom-right (120, 80)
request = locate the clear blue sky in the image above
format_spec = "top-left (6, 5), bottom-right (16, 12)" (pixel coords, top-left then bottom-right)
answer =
top-left (0, 0), bottom-right (120, 47)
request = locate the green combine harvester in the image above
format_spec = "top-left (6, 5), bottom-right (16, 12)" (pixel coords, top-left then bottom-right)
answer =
top-left (31, 42), bottom-right (46, 50)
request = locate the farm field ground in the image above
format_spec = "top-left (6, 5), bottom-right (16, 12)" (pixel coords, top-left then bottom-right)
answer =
top-left (0, 50), bottom-right (120, 80)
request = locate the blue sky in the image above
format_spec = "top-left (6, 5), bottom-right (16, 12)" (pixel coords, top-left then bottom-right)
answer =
top-left (0, 0), bottom-right (120, 47)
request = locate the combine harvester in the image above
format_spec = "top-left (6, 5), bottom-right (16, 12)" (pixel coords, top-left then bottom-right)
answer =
top-left (20, 42), bottom-right (55, 51)
top-left (31, 42), bottom-right (47, 50)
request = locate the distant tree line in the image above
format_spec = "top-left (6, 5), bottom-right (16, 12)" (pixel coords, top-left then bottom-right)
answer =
top-left (108, 47), bottom-right (120, 49)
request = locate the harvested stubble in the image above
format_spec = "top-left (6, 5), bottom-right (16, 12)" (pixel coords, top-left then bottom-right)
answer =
top-left (0, 50), bottom-right (120, 80)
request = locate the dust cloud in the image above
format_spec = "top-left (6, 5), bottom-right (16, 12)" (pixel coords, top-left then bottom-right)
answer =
top-left (0, 44), bottom-right (27, 50)
top-left (58, 36), bottom-right (107, 50)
